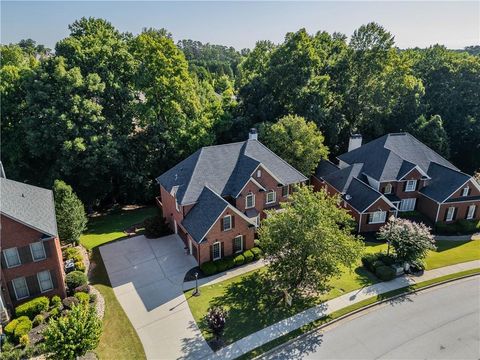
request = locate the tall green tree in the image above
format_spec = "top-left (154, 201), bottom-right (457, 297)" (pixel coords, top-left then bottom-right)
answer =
top-left (261, 115), bottom-right (329, 176)
top-left (53, 180), bottom-right (87, 244)
top-left (407, 114), bottom-right (450, 157)
top-left (259, 186), bottom-right (363, 297)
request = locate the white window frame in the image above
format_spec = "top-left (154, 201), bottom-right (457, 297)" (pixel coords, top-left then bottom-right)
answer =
top-left (12, 277), bottom-right (29, 300)
top-left (282, 185), bottom-right (289, 197)
top-left (462, 187), bottom-right (470, 197)
top-left (175, 199), bottom-right (180, 212)
top-left (266, 190), bottom-right (276, 204)
top-left (223, 215), bottom-right (232, 231)
top-left (245, 193), bottom-right (255, 209)
top-left (233, 235), bottom-right (243, 253)
top-left (255, 215), bottom-right (260, 227)
top-left (400, 198), bottom-right (416, 212)
top-left (466, 205), bottom-right (476, 220)
top-left (37, 270), bottom-right (54, 293)
top-left (446, 206), bottom-right (455, 222)
top-left (384, 183), bottom-right (392, 195)
top-left (405, 180), bottom-right (417, 192)
top-left (3, 248), bottom-right (21, 268)
top-left (256, 170), bottom-right (262, 178)
top-left (369, 211), bottom-right (387, 224)
top-left (30, 241), bottom-right (46, 262)
top-left (212, 242), bottom-right (221, 261)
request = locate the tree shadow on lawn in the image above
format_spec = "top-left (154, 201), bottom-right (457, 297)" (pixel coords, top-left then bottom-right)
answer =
top-left (434, 240), bottom-right (470, 253)
top-left (202, 272), bottom-right (319, 345)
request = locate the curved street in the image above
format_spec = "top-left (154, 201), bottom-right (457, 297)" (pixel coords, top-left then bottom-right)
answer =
top-left (262, 276), bottom-right (480, 360)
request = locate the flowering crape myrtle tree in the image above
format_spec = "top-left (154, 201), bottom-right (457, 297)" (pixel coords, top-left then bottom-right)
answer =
top-left (259, 185), bottom-right (364, 297)
top-left (205, 307), bottom-right (227, 341)
top-left (378, 217), bottom-right (436, 266)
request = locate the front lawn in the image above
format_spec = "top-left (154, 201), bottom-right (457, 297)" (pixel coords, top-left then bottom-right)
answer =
top-left (80, 206), bottom-right (158, 249)
top-left (186, 240), bottom-right (480, 346)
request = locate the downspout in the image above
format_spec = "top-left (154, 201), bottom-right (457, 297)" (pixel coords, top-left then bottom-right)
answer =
top-left (358, 213), bottom-right (362, 233)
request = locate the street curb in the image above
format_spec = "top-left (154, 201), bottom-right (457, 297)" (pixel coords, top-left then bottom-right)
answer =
top-left (256, 271), bottom-right (480, 359)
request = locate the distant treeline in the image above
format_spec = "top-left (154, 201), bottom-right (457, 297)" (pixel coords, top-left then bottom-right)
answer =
top-left (1, 18), bottom-right (478, 208)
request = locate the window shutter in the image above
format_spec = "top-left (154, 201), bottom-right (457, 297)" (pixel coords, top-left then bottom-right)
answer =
top-left (452, 207), bottom-right (457, 221)
top-left (26, 275), bottom-right (40, 296)
top-left (232, 215), bottom-right (235, 229)
top-left (221, 242), bottom-right (224, 259)
top-left (0, 252), bottom-right (7, 269)
top-left (44, 240), bottom-right (52, 258)
top-left (232, 238), bottom-right (236, 253)
top-left (220, 218), bottom-right (224, 231)
top-left (210, 245), bottom-right (213, 261)
top-left (366, 214), bottom-right (371, 224)
top-left (403, 182), bottom-right (407, 191)
top-left (50, 271), bottom-right (58, 289)
top-left (7, 281), bottom-right (15, 301)
top-left (444, 208), bottom-right (448, 221)
top-left (18, 246), bottom-right (32, 264)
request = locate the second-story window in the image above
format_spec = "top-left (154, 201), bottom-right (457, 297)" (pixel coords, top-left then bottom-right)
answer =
top-left (222, 215), bottom-right (232, 231)
top-left (405, 180), bottom-right (417, 192)
top-left (282, 185), bottom-right (289, 197)
top-left (462, 186), bottom-right (470, 197)
top-left (245, 193), bottom-right (255, 209)
top-left (266, 190), bottom-right (276, 204)
top-left (446, 207), bottom-right (455, 222)
top-left (384, 183), bottom-right (392, 194)
top-left (257, 169), bottom-right (262, 178)
top-left (30, 241), bottom-right (46, 261)
top-left (3, 248), bottom-right (21, 268)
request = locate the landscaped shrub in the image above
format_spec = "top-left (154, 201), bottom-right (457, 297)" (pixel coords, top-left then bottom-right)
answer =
top-left (253, 239), bottom-right (261, 248)
top-left (74, 292), bottom-right (90, 305)
top-left (225, 257), bottom-right (235, 270)
top-left (215, 259), bottom-right (230, 272)
top-left (361, 253), bottom-right (380, 272)
top-left (74, 284), bottom-right (90, 294)
top-left (49, 308), bottom-right (60, 319)
top-left (51, 295), bottom-right (62, 309)
top-left (378, 253), bottom-right (396, 266)
top-left (251, 247), bottom-right (263, 260)
top-left (5, 317), bottom-right (24, 338)
top-left (200, 261), bottom-right (217, 276)
top-left (144, 215), bottom-right (170, 238)
top-left (66, 271), bottom-right (87, 290)
top-left (75, 261), bottom-right (86, 272)
top-left (19, 334), bottom-right (30, 348)
top-left (233, 254), bottom-right (245, 266)
top-left (32, 314), bottom-right (45, 327)
top-left (15, 297), bottom-right (50, 319)
top-left (63, 247), bottom-right (82, 262)
top-left (62, 296), bottom-right (79, 310)
top-left (89, 293), bottom-right (97, 304)
top-left (243, 250), bottom-right (254, 263)
top-left (375, 265), bottom-right (396, 281)
top-left (6, 317), bottom-right (32, 342)
top-left (372, 260), bottom-right (385, 271)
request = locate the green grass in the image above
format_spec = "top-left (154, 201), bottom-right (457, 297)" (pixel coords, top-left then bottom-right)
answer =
top-left (186, 240), bottom-right (480, 346)
top-left (237, 268), bottom-right (480, 360)
top-left (80, 206), bottom-right (158, 249)
top-left (90, 247), bottom-right (146, 360)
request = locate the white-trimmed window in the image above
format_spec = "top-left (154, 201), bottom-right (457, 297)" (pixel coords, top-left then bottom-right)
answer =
top-left (400, 198), bottom-right (416, 211)
top-left (466, 205), bottom-right (476, 220)
top-left (266, 190), bottom-right (276, 204)
top-left (255, 215), bottom-right (260, 227)
top-left (369, 211), bottom-right (387, 224)
top-left (3, 248), bottom-right (21, 268)
top-left (212, 242), bottom-right (221, 261)
top-left (462, 187), bottom-right (470, 197)
top-left (233, 235), bottom-right (243, 253)
top-left (384, 183), bottom-right (392, 195)
top-left (30, 241), bottom-right (46, 261)
top-left (37, 270), bottom-right (54, 293)
top-left (446, 207), bottom-right (455, 222)
top-left (12, 277), bottom-right (29, 300)
top-left (282, 185), bottom-right (289, 197)
top-left (256, 170), bottom-right (262, 178)
top-left (405, 180), bottom-right (417, 192)
top-left (222, 215), bottom-right (232, 231)
top-left (245, 193), bottom-right (255, 209)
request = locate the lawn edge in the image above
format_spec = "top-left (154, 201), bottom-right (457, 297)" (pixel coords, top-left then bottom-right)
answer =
top-left (238, 268), bottom-right (480, 360)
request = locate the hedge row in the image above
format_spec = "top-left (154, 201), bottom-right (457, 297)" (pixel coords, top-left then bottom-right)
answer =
top-left (200, 247), bottom-right (263, 276)
top-left (361, 252), bottom-right (396, 281)
top-left (435, 219), bottom-right (480, 235)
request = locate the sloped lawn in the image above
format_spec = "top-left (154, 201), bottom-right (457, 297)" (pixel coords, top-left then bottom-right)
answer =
top-left (186, 240), bottom-right (479, 345)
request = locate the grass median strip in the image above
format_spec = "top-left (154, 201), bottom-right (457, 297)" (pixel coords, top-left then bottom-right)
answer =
top-left (237, 268), bottom-right (480, 360)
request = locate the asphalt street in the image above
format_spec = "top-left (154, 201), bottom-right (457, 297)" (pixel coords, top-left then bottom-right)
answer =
top-left (262, 276), bottom-right (480, 360)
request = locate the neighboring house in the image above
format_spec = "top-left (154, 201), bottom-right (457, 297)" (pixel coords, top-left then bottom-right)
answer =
top-left (312, 133), bottom-right (480, 232)
top-left (1, 177), bottom-right (66, 315)
top-left (156, 129), bottom-right (307, 265)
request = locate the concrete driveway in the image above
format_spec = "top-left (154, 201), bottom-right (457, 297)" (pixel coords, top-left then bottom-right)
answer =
top-left (100, 234), bottom-right (213, 360)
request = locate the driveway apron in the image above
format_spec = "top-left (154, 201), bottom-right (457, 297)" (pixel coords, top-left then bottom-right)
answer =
top-left (100, 234), bottom-right (213, 360)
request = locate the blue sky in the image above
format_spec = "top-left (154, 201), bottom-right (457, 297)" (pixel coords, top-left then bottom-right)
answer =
top-left (1, 1), bottom-right (479, 50)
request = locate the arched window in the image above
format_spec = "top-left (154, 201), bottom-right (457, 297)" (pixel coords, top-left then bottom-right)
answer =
top-left (384, 183), bottom-right (392, 194)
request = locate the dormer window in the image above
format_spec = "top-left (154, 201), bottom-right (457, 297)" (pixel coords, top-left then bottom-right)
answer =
top-left (222, 215), bottom-right (232, 231)
top-left (384, 183), bottom-right (392, 195)
top-left (266, 190), bottom-right (276, 204)
top-left (245, 193), bottom-right (255, 209)
top-left (462, 186), bottom-right (470, 197)
top-left (257, 170), bottom-right (262, 178)
top-left (405, 180), bottom-right (417, 192)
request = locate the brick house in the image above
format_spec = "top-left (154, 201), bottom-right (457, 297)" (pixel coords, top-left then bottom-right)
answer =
top-left (1, 177), bottom-right (66, 315)
top-left (312, 133), bottom-right (480, 232)
top-left (156, 129), bottom-right (307, 265)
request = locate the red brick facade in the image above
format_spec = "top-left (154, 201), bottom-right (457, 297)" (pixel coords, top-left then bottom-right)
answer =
top-left (1, 215), bottom-right (66, 309)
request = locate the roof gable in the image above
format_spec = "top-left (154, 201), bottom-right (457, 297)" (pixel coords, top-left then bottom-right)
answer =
top-left (420, 163), bottom-right (471, 203)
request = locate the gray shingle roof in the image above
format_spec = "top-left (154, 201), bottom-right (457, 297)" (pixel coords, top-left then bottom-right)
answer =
top-left (343, 178), bottom-right (385, 213)
top-left (157, 140), bottom-right (307, 205)
top-left (338, 133), bottom-right (457, 181)
top-left (0, 178), bottom-right (58, 237)
top-left (420, 163), bottom-right (471, 202)
top-left (314, 160), bottom-right (339, 178)
top-left (322, 163), bottom-right (363, 193)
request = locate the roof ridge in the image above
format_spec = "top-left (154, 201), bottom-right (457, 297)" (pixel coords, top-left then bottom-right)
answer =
top-left (200, 140), bottom-right (246, 150)
top-left (0, 177), bottom-right (53, 194)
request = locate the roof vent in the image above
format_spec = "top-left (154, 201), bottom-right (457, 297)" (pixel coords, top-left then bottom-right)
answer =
top-left (345, 194), bottom-right (352, 200)
top-left (248, 128), bottom-right (258, 141)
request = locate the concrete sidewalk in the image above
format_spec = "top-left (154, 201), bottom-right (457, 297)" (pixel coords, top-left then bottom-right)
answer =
top-left (211, 260), bottom-right (480, 360)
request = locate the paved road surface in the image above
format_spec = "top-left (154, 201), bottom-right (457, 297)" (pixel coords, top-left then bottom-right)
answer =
top-left (262, 276), bottom-right (480, 360)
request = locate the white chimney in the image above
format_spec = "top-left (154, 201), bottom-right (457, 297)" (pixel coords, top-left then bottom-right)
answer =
top-left (348, 134), bottom-right (362, 152)
top-left (248, 128), bottom-right (258, 141)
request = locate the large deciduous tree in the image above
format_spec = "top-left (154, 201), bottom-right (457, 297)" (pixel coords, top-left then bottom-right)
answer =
top-left (261, 115), bottom-right (329, 176)
top-left (407, 114), bottom-right (450, 157)
top-left (258, 186), bottom-right (364, 297)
